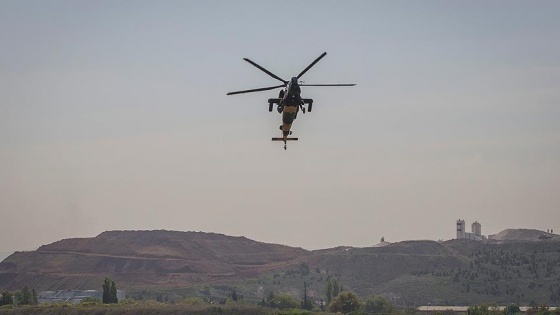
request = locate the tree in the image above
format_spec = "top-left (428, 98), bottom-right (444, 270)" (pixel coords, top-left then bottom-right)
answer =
top-left (326, 278), bottom-right (333, 303)
top-left (229, 289), bottom-right (239, 301)
top-left (333, 279), bottom-right (341, 297)
top-left (268, 293), bottom-right (300, 309)
top-left (156, 293), bottom-right (164, 302)
top-left (13, 290), bottom-right (22, 306)
top-left (327, 291), bottom-right (362, 314)
top-left (527, 306), bottom-right (552, 315)
top-left (102, 277), bottom-right (118, 304)
top-left (504, 304), bottom-right (521, 315)
top-left (110, 280), bottom-right (118, 303)
top-left (266, 291), bottom-right (275, 305)
top-left (102, 277), bottom-right (110, 303)
top-left (301, 281), bottom-right (313, 310)
top-left (0, 291), bottom-right (14, 306)
top-left (326, 276), bottom-right (342, 304)
top-left (20, 286), bottom-right (32, 305)
top-left (31, 288), bottom-right (38, 305)
top-left (0, 288), bottom-right (36, 306)
top-left (300, 263), bottom-right (310, 276)
top-left (469, 304), bottom-right (502, 315)
top-left (364, 295), bottom-right (393, 314)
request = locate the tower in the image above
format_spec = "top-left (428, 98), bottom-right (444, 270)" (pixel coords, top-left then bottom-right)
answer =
top-left (456, 219), bottom-right (465, 239)
top-left (472, 221), bottom-right (481, 237)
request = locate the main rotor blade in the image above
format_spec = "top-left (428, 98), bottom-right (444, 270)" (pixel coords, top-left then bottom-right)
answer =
top-left (227, 84), bottom-right (285, 95)
top-left (296, 52), bottom-right (327, 79)
top-left (243, 58), bottom-right (286, 83)
top-left (300, 84), bottom-right (356, 86)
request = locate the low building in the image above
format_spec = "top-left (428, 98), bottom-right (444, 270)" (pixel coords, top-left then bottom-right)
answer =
top-left (38, 290), bottom-right (125, 304)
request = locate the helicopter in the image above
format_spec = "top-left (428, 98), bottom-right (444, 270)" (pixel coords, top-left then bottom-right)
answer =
top-left (227, 52), bottom-right (355, 150)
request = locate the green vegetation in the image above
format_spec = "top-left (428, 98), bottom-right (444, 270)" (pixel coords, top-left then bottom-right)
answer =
top-left (179, 296), bottom-right (207, 305)
top-left (404, 241), bottom-right (560, 305)
top-left (268, 293), bottom-right (300, 309)
top-left (504, 304), bottom-right (521, 315)
top-left (4, 286), bottom-right (560, 315)
top-left (301, 281), bottom-right (313, 310)
top-left (229, 288), bottom-right (242, 302)
top-left (78, 297), bottom-right (102, 307)
top-left (0, 291), bottom-right (14, 306)
top-left (223, 241), bottom-right (560, 307)
top-left (468, 304), bottom-right (503, 315)
top-left (0, 301), bottom-right (284, 314)
top-left (364, 295), bottom-right (394, 314)
top-left (325, 276), bottom-right (342, 304)
top-left (0, 290), bottom-right (393, 314)
top-left (526, 305), bottom-right (560, 315)
top-left (327, 291), bottom-right (362, 313)
top-left (102, 277), bottom-right (118, 304)
top-left (0, 286), bottom-right (37, 307)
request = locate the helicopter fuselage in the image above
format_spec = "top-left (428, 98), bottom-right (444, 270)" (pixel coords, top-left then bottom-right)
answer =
top-left (280, 78), bottom-right (303, 139)
top-left (268, 77), bottom-right (314, 145)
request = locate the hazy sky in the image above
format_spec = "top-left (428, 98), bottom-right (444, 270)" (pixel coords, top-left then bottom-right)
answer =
top-left (1, 1), bottom-right (559, 252)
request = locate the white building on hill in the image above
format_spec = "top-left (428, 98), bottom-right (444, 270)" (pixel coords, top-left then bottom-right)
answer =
top-left (456, 219), bottom-right (486, 241)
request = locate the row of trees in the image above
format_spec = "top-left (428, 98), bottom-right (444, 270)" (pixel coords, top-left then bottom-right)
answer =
top-left (0, 286), bottom-right (38, 306)
top-left (326, 291), bottom-right (394, 314)
top-left (0, 278), bottom-right (117, 307)
top-left (257, 278), bottom-right (394, 314)
top-left (7, 280), bottom-right (560, 315)
top-left (468, 304), bottom-right (560, 315)
top-left (257, 281), bottom-right (560, 315)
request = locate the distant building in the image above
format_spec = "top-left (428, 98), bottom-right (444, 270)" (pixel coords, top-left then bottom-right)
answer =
top-left (472, 221), bottom-right (481, 236)
top-left (38, 290), bottom-right (125, 304)
top-left (456, 219), bottom-right (486, 241)
top-left (456, 219), bottom-right (466, 239)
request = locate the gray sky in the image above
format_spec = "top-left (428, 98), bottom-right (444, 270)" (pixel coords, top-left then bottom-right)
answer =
top-left (1, 1), bottom-right (559, 251)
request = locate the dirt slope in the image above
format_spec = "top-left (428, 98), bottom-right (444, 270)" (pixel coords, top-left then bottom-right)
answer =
top-left (0, 230), bottom-right (309, 291)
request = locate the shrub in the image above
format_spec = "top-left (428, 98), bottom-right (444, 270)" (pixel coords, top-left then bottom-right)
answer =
top-left (327, 291), bottom-right (362, 314)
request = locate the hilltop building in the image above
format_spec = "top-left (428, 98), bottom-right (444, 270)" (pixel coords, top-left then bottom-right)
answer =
top-left (456, 219), bottom-right (486, 241)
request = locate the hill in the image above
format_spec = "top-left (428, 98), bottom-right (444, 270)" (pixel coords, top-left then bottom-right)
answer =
top-left (490, 228), bottom-right (560, 241)
top-left (38, 230), bottom-right (307, 264)
top-left (0, 252), bottom-right (13, 263)
top-left (1, 229), bottom-right (560, 306)
top-left (0, 230), bottom-right (309, 293)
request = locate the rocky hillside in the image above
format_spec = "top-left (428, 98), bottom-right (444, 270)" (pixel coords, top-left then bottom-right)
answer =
top-left (0, 230), bottom-right (309, 292)
top-left (1, 229), bottom-right (559, 306)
